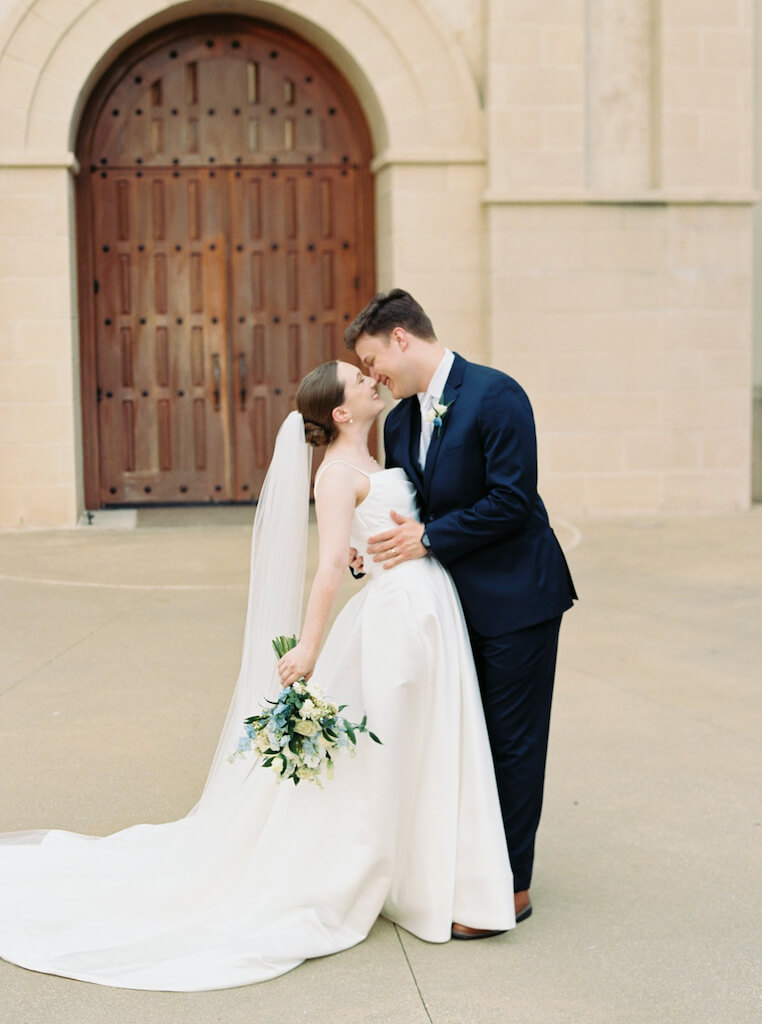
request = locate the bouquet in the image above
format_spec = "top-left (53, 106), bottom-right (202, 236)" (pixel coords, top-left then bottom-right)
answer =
top-left (229, 635), bottom-right (381, 786)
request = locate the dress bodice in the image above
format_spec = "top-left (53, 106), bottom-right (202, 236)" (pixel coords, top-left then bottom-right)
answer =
top-left (314, 465), bottom-right (420, 581)
top-left (350, 469), bottom-right (419, 578)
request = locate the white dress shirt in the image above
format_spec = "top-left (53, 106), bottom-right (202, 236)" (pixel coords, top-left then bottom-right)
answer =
top-left (418, 348), bottom-right (454, 468)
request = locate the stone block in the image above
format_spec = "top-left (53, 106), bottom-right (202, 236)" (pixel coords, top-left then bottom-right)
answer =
top-left (583, 229), bottom-right (669, 273)
top-left (544, 431), bottom-right (624, 473)
top-left (624, 431), bottom-right (702, 472)
top-left (663, 67), bottom-right (743, 110)
top-left (0, 107), bottom-right (26, 150)
top-left (498, 353), bottom-right (547, 393)
top-left (536, 471), bottom-right (586, 517)
top-left (491, 273), bottom-right (548, 311)
top-left (494, 148), bottom-right (585, 189)
top-left (32, 0), bottom-right (91, 30)
top-left (659, 349), bottom-right (704, 391)
top-left (662, 471), bottom-right (748, 511)
top-left (541, 25), bottom-right (584, 65)
top-left (0, 236), bottom-right (72, 280)
top-left (545, 351), bottom-right (627, 394)
top-left (542, 108), bottom-right (584, 149)
top-left (663, 311), bottom-right (748, 350)
top-left (701, 28), bottom-right (752, 67)
top-left (11, 318), bottom-right (76, 362)
top-left (663, 28), bottom-right (701, 65)
top-left (497, 0), bottom-right (584, 27)
top-left (15, 484), bottom-right (79, 527)
top-left (662, 391), bottom-right (748, 431)
top-left (700, 350), bottom-right (751, 389)
top-left (12, 402), bottom-right (77, 446)
top-left (672, 228), bottom-right (748, 272)
top-left (0, 487), bottom-right (24, 528)
top-left (696, 275), bottom-right (751, 311)
top-left (4, 10), bottom-right (61, 66)
top-left (699, 109), bottom-right (749, 151)
top-left (0, 55), bottom-right (38, 110)
top-left (491, 109), bottom-right (543, 148)
top-left (547, 272), bottom-right (627, 313)
top-left (665, 0), bottom-right (744, 28)
top-left (701, 430), bottom-right (750, 470)
top-left (663, 111), bottom-right (701, 150)
top-left (0, 276), bottom-right (73, 319)
top-left (584, 394), bottom-right (663, 432)
top-left (531, 393), bottom-right (581, 432)
top-left (491, 26), bottom-right (542, 64)
top-left (0, 361), bottom-right (65, 404)
top-left (0, 442), bottom-right (70, 486)
top-left (584, 472), bottom-right (664, 515)
top-left (494, 66), bottom-right (584, 106)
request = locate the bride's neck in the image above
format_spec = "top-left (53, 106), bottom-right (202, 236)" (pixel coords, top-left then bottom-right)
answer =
top-left (328, 422), bottom-right (372, 458)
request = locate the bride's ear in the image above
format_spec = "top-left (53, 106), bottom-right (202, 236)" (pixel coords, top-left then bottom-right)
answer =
top-left (332, 406), bottom-right (352, 426)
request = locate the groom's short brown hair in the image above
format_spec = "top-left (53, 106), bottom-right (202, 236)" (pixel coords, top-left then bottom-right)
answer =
top-left (344, 289), bottom-right (436, 349)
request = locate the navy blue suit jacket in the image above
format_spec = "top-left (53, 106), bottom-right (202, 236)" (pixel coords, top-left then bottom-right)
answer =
top-left (383, 353), bottom-right (576, 637)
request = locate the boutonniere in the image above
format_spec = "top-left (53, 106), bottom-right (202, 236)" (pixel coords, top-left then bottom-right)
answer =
top-left (423, 395), bottom-right (454, 437)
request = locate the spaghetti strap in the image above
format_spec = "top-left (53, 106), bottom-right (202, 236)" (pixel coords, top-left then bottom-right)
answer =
top-left (314, 459), bottom-right (372, 488)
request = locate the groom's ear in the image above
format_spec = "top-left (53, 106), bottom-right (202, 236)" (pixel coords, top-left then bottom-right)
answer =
top-left (391, 327), bottom-right (408, 352)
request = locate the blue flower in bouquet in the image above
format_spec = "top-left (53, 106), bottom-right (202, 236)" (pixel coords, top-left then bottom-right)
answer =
top-left (228, 634), bottom-right (382, 785)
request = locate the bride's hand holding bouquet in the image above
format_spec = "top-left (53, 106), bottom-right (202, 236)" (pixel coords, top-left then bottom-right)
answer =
top-left (277, 638), bottom-right (318, 687)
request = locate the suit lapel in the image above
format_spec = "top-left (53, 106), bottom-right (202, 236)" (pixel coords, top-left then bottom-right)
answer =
top-left (390, 396), bottom-right (424, 493)
top-left (422, 353), bottom-right (467, 498)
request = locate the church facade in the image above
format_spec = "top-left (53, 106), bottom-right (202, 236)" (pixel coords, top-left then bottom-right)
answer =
top-left (0, 0), bottom-right (759, 526)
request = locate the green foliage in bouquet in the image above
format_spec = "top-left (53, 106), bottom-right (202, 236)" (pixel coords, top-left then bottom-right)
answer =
top-left (229, 635), bottom-right (381, 786)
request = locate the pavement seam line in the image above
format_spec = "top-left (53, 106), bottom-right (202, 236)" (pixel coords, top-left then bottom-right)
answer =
top-left (0, 574), bottom-right (246, 591)
top-left (563, 662), bottom-right (761, 746)
top-left (0, 595), bottom-right (145, 701)
top-left (393, 924), bottom-right (433, 1024)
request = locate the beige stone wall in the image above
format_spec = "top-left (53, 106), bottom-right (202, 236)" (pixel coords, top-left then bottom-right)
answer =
top-left (0, 0), bottom-right (757, 525)
top-left (483, 0), bottom-right (754, 516)
top-left (752, 0), bottom-right (762, 500)
top-left (487, 201), bottom-right (752, 515)
top-left (0, 164), bottom-right (82, 526)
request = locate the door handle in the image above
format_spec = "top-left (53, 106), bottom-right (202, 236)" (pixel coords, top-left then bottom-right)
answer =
top-left (238, 352), bottom-right (247, 410)
top-left (212, 354), bottom-right (220, 411)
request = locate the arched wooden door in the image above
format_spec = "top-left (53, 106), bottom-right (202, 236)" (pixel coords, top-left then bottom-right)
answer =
top-left (77, 16), bottom-right (374, 506)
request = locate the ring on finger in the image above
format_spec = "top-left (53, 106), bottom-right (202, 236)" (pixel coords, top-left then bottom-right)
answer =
top-left (391, 547), bottom-right (397, 555)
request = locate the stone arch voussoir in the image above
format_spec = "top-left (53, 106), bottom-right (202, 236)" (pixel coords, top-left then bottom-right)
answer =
top-left (0, 0), bottom-right (482, 161)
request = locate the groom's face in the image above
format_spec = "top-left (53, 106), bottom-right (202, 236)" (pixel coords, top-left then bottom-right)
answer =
top-left (355, 330), bottom-right (416, 400)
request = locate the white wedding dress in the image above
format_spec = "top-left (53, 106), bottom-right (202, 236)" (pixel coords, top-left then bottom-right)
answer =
top-left (0, 445), bottom-right (514, 991)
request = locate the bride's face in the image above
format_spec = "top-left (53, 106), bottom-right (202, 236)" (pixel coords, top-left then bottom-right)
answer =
top-left (335, 361), bottom-right (383, 424)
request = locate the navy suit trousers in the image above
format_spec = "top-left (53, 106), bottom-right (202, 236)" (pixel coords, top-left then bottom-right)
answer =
top-left (467, 615), bottom-right (562, 893)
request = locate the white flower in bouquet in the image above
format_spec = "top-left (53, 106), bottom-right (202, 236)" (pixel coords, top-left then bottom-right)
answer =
top-left (229, 634), bottom-right (381, 786)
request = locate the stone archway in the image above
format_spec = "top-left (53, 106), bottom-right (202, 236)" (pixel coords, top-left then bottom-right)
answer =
top-left (0, 0), bottom-right (484, 526)
top-left (76, 15), bottom-right (375, 506)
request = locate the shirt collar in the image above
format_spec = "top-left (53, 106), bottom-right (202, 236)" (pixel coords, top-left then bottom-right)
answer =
top-left (417, 349), bottom-right (454, 409)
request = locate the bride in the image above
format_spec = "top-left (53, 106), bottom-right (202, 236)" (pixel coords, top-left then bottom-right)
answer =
top-left (0, 360), bottom-right (514, 992)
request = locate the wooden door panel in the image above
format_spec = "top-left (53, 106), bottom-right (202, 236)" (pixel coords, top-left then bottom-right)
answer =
top-left (78, 17), bottom-right (375, 506)
top-left (228, 167), bottom-right (366, 498)
top-left (92, 170), bottom-right (233, 504)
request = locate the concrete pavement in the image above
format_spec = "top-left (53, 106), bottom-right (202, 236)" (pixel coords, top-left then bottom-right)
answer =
top-left (0, 508), bottom-right (760, 1024)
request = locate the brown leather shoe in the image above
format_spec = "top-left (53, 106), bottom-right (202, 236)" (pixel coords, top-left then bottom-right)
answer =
top-left (515, 902), bottom-right (532, 923)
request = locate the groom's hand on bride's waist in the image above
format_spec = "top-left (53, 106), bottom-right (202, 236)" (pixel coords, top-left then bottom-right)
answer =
top-left (367, 511), bottom-right (428, 569)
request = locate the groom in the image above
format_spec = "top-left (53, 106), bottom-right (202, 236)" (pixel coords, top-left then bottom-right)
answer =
top-left (345, 289), bottom-right (576, 936)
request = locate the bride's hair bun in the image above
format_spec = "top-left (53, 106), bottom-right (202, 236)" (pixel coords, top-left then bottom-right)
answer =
top-left (303, 419), bottom-right (334, 448)
top-left (296, 362), bottom-right (345, 448)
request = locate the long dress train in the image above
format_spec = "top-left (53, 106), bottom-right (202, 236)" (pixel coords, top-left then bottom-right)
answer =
top-left (0, 459), bottom-right (514, 991)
